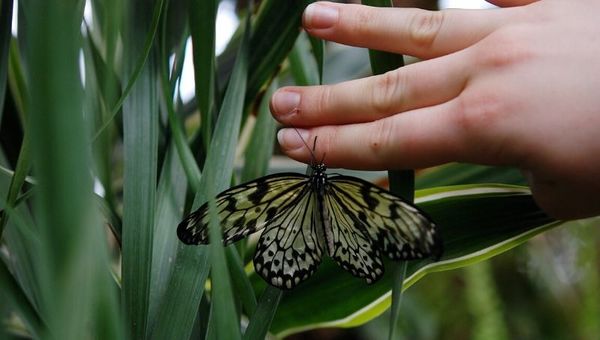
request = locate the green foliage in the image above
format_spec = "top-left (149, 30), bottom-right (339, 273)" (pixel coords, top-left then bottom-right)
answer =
top-left (0, 0), bottom-right (595, 339)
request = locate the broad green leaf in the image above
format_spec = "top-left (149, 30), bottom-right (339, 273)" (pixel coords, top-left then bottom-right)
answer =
top-left (267, 185), bottom-right (556, 336)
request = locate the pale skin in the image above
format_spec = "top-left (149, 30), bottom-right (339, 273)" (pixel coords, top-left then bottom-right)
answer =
top-left (270, 0), bottom-right (600, 220)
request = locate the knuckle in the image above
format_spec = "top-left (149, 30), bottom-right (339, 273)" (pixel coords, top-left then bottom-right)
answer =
top-left (454, 89), bottom-right (504, 142)
top-left (474, 28), bottom-right (534, 69)
top-left (408, 10), bottom-right (445, 49)
top-left (316, 85), bottom-right (333, 115)
top-left (453, 89), bottom-right (521, 163)
top-left (371, 70), bottom-right (404, 116)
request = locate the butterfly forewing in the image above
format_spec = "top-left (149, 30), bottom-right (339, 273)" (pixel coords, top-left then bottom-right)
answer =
top-left (254, 186), bottom-right (325, 289)
top-left (177, 173), bottom-right (309, 246)
top-left (328, 175), bottom-right (442, 261)
top-left (321, 190), bottom-right (385, 283)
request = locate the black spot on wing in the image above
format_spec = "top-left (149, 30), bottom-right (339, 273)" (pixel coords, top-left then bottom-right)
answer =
top-left (360, 183), bottom-right (379, 210)
top-left (247, 178), bottom-right (270, 204)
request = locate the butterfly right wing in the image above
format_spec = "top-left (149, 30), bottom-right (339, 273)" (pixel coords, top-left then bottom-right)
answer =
top-left (321, 186), bottom-right (385, 284)
top-left (177, 173), bottom-right (309, 246)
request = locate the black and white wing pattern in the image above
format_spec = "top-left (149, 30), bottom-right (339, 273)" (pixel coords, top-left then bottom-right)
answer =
top-left (253, 185), bottom-right (325, 289)
top-left (177, 173), bottom-right (325, 289)
top-left (321, 190), bottom-right (385, 283)
top-left (327, 175), bottom-right (442, 261)
top-left (177, 164), bottom-right (442, 290)
top-left (177, 173), bottom-right (309, 246)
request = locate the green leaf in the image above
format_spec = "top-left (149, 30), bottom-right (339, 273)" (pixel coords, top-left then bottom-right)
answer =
top-left (189, 0), bottom-right (218, 151)
top-left (241, 79), bottom-right (278, 182)
top-left (288, 33), bottom-right (319, 87)
top-left (26, 0), bottom-right (122, 338)
top-left (267, 185), bottom-right (556, 336)
top-left (121, 0), bottom-right (162, 337)
top-left (92, 0), bottom-right (164, 141)
top-left (360, 1), bottom-right (409, 336)
top-left (245, 0), bottom-right (311, 104)
top-left (160, 12), bottom-right (202, 192)
top-left (308, 35), bottom-right (323, 85)
top-left (151, 10), bottom-right (251, 340)
top-left (0, 132), bottom-right (29, 237)
top-left (147, 145), bottom-right (189, 328)
top-left (243, 286), bottom-right (283, 340)
top-left (202, 14), bottom-right (252, 340)
top-left (0, 209), bottom-right (43, 338)
top-left (0, 0), bottom-right (13, 128)
top-left (417, 163), bottom-right (527, 188)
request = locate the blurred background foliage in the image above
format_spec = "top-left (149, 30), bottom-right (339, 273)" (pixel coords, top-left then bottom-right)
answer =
top-left (0, 0), bottom-right (598, 339)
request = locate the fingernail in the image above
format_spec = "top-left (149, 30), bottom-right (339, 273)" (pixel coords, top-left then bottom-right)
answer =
top-left (304, 3), bottom-right (339, 29)
top-left (277, 128), bottom-right (309, 151)
top-left (271, 90), bottom-right (301, 117)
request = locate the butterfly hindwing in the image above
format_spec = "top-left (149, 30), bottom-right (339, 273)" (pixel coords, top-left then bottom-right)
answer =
top-left (321, 187), bottom-right (385, 283)
top-left (328, 175), bottom-right (442, 261)
top-left (177, 173), bottom-right (309, 246)
top-left (253, 186), bottom-right (325, 289)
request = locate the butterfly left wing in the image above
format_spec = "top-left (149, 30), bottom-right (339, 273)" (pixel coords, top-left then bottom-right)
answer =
top-left (253, 186), bottom-right (325, 289)
top-left (177, 173), bottom-right (308, 246)
top-left (328, 175), bottom-right (442, 261)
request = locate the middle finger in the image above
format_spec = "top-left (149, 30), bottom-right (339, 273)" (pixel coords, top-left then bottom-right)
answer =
top-left (271, 51), bottom-right (471, 127)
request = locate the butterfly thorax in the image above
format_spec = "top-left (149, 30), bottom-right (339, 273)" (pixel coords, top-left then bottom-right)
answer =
top-left (309, 163), bottom-right (328, 194)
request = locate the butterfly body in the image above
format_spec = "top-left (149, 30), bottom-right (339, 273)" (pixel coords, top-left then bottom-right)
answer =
top-left (178, 164), bottom-right (442, 289)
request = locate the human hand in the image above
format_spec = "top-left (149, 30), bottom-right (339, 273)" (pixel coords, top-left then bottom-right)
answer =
top-left (270, 0), bottom-right (600, 219)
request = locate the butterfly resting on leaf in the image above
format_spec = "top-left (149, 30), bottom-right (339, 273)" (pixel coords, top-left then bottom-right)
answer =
top-left (177, 142), bottom-right (442, 290)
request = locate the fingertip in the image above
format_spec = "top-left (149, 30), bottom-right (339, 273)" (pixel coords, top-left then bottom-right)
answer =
top-left (270, 89), bottom-right (301, 121)
top-left (303, 2), bottom-right (339, 30)
top-left (277, 128), bottom-right (309, 152)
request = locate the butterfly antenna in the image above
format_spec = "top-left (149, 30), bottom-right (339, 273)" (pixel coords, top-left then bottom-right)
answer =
top-left (292, 127), bottom-right (318, 165)
top-left (320, 152), bottom-right (326, 165)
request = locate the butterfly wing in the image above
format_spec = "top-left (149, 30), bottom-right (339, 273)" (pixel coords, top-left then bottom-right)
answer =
top-left (253, 185), bottom-right (325, 289)
top-left (177, 173), bottom-right (309, 246)
top-left (321, 186), bottom-right (385, 284)
top-left (328, 175), bottom-right (442, 261)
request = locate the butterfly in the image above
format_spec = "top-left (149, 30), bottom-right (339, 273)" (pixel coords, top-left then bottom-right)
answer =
top-left (177, 161), bottom-right (442, 290)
